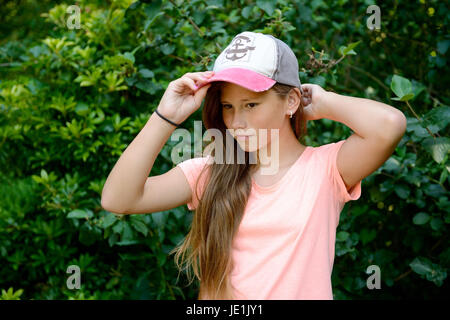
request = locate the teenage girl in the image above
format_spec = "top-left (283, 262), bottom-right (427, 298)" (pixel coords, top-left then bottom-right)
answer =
top-left (101, 33), bottom-right (407, 300)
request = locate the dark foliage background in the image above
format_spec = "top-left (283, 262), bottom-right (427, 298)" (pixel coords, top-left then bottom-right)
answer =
top-left (0, 0), bottom-right (448, 300)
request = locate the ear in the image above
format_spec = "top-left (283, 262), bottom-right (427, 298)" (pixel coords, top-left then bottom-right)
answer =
top-left (287, 87), bottom-right (302, 114)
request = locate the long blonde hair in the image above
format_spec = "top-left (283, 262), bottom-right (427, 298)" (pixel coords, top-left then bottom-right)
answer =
top-left (169, 81), bottom-right (307, 299)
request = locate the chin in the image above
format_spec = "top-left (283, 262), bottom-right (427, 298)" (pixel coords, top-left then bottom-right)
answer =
top-left (236, 137), bottom-right (265, 153)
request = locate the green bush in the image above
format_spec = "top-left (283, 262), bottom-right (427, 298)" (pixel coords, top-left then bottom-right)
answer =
top-left (0, 0), bottom-right (448, 299)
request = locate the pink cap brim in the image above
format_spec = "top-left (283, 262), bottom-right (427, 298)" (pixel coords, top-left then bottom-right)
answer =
top-left (197, 67), bottom-right (276, 92)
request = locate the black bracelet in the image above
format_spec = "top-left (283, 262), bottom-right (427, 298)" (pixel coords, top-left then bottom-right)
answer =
top-left (154, 108), bottom-right (181, 127)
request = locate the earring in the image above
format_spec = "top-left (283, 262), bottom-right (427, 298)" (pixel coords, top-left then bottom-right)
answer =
top-left (289, 110), bottom-right (293, 118)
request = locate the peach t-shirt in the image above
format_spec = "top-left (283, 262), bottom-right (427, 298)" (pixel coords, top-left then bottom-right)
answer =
top-left (176, 139), bottom-right (362, 300)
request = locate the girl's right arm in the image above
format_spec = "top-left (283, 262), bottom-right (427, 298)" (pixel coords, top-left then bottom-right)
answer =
top-left (101, 71), bottom-right (214, 214)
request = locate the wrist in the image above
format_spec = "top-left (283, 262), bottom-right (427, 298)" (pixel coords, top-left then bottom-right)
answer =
top-left (154, 108), bottom-right (182, 128)
top-left (156, 106), bottom-right (184, 126)
top-left (317, 91), bottom-right (336, 119)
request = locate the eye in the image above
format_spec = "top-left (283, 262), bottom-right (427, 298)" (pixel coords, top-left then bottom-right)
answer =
top-left (221, 103), bottom-right (259, 109)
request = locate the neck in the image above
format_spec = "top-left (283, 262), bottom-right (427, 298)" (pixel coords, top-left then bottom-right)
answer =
top-left (251, 125), bottom-right (303, 176)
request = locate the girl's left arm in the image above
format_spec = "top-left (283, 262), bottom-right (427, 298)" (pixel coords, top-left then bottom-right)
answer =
top-left (300, 84), bottom-right (407, 191)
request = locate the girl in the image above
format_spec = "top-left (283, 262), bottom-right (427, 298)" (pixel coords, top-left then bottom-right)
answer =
top-left (101, 32), bottom-right (407, 300)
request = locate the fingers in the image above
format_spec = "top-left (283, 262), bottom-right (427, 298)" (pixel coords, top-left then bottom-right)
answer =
top-left (299, 84), bottom-right (321, 107)
top-left (186, 71), bottom-right (215, 84)
top-left (301, 84), bottom-right (312, 92)
top-left (193, 83), bottom-right (211, 106)
top-left (193, 82), bottom-right (212, 106)
top-left (180, 76), bottom-right (198, 92)
top-left (301, 97), bottom-right (311, 107)
top-left (300, 88), bottom-right (312, 106)
top-left (181, 71), bottom-right (215, 92)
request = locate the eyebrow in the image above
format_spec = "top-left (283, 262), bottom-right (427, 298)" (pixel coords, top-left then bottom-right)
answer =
top-left (220, 98), bottom-right (259, 103)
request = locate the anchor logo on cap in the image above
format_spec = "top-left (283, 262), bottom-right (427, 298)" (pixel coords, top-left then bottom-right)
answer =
top-left (225, 35), bottom-right (256, 61)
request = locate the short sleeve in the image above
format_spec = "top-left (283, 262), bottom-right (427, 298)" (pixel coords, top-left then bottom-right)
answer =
top-left (327, 140), bottom-right (362, 204)
top-left (176, 155), bottom-right (212, 210)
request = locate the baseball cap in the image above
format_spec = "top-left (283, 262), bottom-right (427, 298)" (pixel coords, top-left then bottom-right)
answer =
top-left (198, 31), bottom-right (303, 94)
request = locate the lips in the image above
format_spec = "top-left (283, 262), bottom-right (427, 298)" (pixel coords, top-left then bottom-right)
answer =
top-left (234, 132), bottom-right (254, 136)
top-left (236, 135), bottom-right (252, 140)
top-left (232, 130), bottom-right (256, 139)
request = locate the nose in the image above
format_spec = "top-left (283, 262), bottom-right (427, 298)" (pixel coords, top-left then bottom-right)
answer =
top-left (229, 109), bottom-right (247, 130)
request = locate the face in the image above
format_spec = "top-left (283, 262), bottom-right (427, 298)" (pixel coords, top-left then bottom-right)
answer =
top-left (220, 82), bottom-right (288, 153)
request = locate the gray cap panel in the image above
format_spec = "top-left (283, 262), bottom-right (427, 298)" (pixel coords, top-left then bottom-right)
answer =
top-left (266, 34), bottom-right (301, 89)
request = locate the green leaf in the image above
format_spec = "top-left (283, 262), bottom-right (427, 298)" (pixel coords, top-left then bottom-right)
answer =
top-left (128, 1), bottom-right (141, 10)
top-left (160, 43), bottom-right (175, 55)
top-left (391, 93), bottom-right (414, 101)
top-left (360, 228), bottom-right (376, 245)
top-left (79, 223), bottom-right (100, 246)
top-left (130, 216), bottom-right (148, 237)
top-left (150, 211), bottom-right (168, 229)
top-left (406, 117), bottom-right (429, 138)
top-left (41, 169), bottom-right (48, 181)
top-left (390, 75), bottom-right (413, 100)
top-left (67, 209), bottom-right (93, 219)
top-left (75, 102), bottom-right (89, 116)
top-left (430, 217), bottom-right (443, 231)
top-left (422, 137), bottom-right (450, 164)
top-left (144, 0), bottom-right (163, 29)
top-left (242, 6), bottom-right (253, 19)
top-left (409, 257), bottom-right (447, 286)
top-left (102, 213), bottom-right (118, 228)
top-left (423, 106), bottom-right (450, 131)
top-left (135, 79), bottom-right (157, 94)
top-left (168, 232), bottom-right (185, 246)
top-left (423, 183), bottom-right (447, 198)
top-left (0, 287), bottom-right (23, 300)
top-left (412, 212), bottom-right (430, 225)
top-left (308, 75), bottom-right (326, 87)
top-left (156, 250), bottom-right (167, 267)
top-left (411, 80), bottom-right (426, 99)
top-left (394, 184), bottom-right (410, 199)
top-left (121, 222), bottom-right (134, 241)
top-left (410, 257), bottom-right (432, 275)
top-left (123, 52), bottom-right (135, 64)
top-left (256, 0), bottom-right (276, 16)
top-left (112, 220), bottom-right (125, 234)
top-left (401, 93), bottom-right (415, 101)
top-left (338, 41), bottom-right (361, 56)
top-left (437, 40), bottom-right (450, 55)
top-left (192, 10), bottom-right (206, 25)
top-left (439, 167), bottom-right (448, 184)
top-left (116, 240), bottom-right (140, 246)
top-left (381, 157), bottom-right (402, 174)
top-left (336, 231), bottom-right (349, 241)
top-left (139, 68), bottom-right (154, 78)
